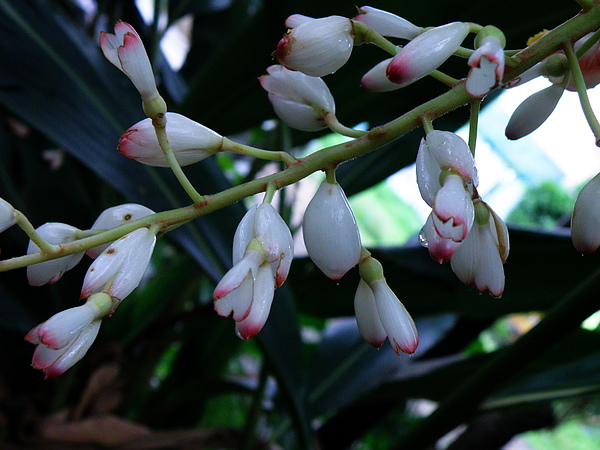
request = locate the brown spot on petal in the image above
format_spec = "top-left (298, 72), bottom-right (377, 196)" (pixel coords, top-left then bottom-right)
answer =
top-left (106, 248), bottom-right (116, 255)
top-left (123, 214), bottom-right (132, 221)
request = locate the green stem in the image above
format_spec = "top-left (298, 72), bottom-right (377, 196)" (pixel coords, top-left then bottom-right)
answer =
top-left (575, 0), bottom-right (595, 11)
top-left (394, 265), bottom-right (600, 449)
top-left (576, 28), bottom-right (600, 58)
top-left (563, 42), bottom-right (600, 145)
top-left (421, 116), bottom-right (434, 133)
top-left (15, 211), bottom-right (59, 254)
top-left (468, 100), bottom-right (481, 155)
top-left (221, 138), bottom-right (297, 168)
top-left (153, 124), bottom-right (205, 203)
top-left (354, 21), bottom-right (399, 55)
top-left (263, 183), bottom-right (277, 204)
top-left (429, 70), bottom-right (460, 87)
top-left (4, 4), bottom-right (600, 273)
top-left (325, 167), bottom-right (337, 184)
top-left (324, 113), bottom-right (368, 138)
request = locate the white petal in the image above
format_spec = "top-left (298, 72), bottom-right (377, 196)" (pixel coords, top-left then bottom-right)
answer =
top-left (107, 228), bottom-right (156, 301)
top-left (87, 203), bottom-right (155, 258)
top-left (0, 198), bottom-right (16, 233)
top-left (370, 279), bottom-right (418, 354)
top-left (27, 223), bottom-right (85, 286)
top-left (41, 320), bottom-right (102, 378)
top-left (432, 174), bottom-right (474, 242)
top-left (214, 274), bottom-right (254, 321)
top-left (302, 181), bottom-right (361, 280)
top-left (213, 249), bottom-right (263, 299)
top-left (466, 56), bottom-right (499, 98)
top-left (354, 6), bottom-right (422, 40)
top-left (232, 205), bottom-right (258, 264)
top-left (274, 16), bottom-right (355, 77)
top-left (34, 303), bottom-right (99, 350)
top-left (423, 131), bottom-right (478, 184)
top-left (255, 203), bottom-right (294, 268)
top-left (81, 228), bottom-right (156, 300)
top-left (354, 279), bottom-right (387, 348)
top-left (419, 214), bottom-right (462, 263)
top-left (235, 262), bottom-right (275, 339)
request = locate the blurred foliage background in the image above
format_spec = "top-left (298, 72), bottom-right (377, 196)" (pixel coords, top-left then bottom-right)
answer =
top-left (1, 0), bottom-right (600, 448)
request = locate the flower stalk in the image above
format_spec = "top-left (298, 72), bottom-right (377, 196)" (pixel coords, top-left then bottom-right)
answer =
top-left (563, 41), bottom-right (600, 145)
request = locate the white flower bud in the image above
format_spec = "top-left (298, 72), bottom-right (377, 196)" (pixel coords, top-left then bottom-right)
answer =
top-left (259, 65), bottom-right (336, 131)
top-left (572, 172), bottom-right (600, 254)
top-left (87, 203), bottom-right (155, 258)
top-left (302, 180), bottom-right (361, 280)
top-left (274, 16), bottom-right (355, 77)
top-left (354, 6), bottom-right (422, 40)
top-left (0, 198), bottom-right (16, 233)
top-left (27, 223), bottom-right (85, 286)
top-left (119, 113), bottom-right (223, 167)
top-left (100, 21), bottom-right (159, 103)
top-left (386, 22), bottom-right (469, 87)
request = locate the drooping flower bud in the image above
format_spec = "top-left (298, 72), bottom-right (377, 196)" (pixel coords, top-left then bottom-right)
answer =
top-left (386, 22), bottom-right (469, 86)
top-left (572, 172), bottom-right (600, 254)
top-left (0, 198), bottom-right (16, 233)
top-left (357, 256), bottom-right (419, 355)
top-left (25, 292), bottom-right (111, 378)
top-left (81, 227), bottom-right (157, 303)
top-left (354, 278), bottom-right (387, 348)
top-left (302, 180), bottom-right (361, 280)
top-left (505, 84), bottom-right (564, 140)
top-left (466, 27), bottom-right (506, 98)
top-left (27, 223), bottom-right (85, 286)
top-left (100, 22), bottom-right (161, 106)
top-left (416, 130), bottom-right (478, 206)
top-left (432, 174), bottom-right (475, 242)
top-left (259, 65), bottom-right (336, 131)
top-left (419, 213), bottom-right (462, 263)
top-left (450, 201), bottom-right (508, 297)
top-left (353, 6), bottom-right (422, 40)
top-left (273, 15), bottom-right (355, 77)
top-left (214, 203), bottom-right (293, 339)
top-left (87, 203), bottom-right (155, 258)
top-left (119, 113), bottom-right (223, 167)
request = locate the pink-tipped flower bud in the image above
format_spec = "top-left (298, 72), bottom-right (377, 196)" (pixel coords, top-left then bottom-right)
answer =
top-left (100, 21), bottom-right (159, 103)
top-left (466, 30), bottom-right (506, 98)
top-left (119, 112), bottom-right (223, 167)
top-left (81, 227), bottom-right (156, 303)
top-left (302, 180), bottom-right (361, 280)
top-left (361, 58), bottom-right (400, 92)
top-left (259, 65), bottom-right (336, 131)
top-left (432, 174), bottom-right (475, 242)
top-left (419, 213), bottom-right (462, 263)
top-left (87, 203), bottom-right (155, 258)
top-left (450, 201), bottom-right (508, 297)
top-left (354, 6), bottom-right (422, 40)
top-left (25, 293), bottom-right (111, 378)
top-left (386, 22), bottom-right (469, 86)
top-left (273, 15), bottom-right (355, 77)
top-left (572, 172), bottom-right (600, 254)
top-left (26, 223), bottom-right (85, 286)
top-left (416, 130), bottom-right (478, 206)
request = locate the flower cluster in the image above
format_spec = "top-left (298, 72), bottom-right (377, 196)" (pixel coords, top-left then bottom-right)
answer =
top-left (417, 130), bottom-right (509, 297)
top-left (14, 4), bottom-right (600, 381)
top-left (23, 203), bottom-right (157, 377)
